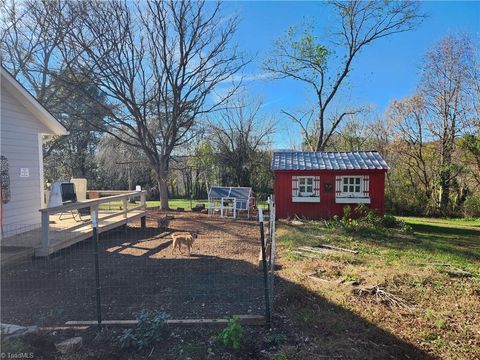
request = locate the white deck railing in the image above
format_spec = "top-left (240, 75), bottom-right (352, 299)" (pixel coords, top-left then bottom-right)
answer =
top-left (38, 190), bottom-right (146, 256)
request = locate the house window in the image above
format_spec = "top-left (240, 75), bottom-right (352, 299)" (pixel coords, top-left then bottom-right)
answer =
top-left (342, 176), bottom-right (362, 195)
top-left (298, 176), bottom-right (314, 196)
top-left (335, 175), bottom-right (370, 204)
top-left (292, 175), bottom-right (320, 203)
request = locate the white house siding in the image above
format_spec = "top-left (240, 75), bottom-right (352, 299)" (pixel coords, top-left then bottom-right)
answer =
top-left (1, 86), bottom-right (50, 235)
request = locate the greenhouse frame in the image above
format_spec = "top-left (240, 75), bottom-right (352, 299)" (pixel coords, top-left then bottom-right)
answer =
top-left (207, 186), bottom-right (255, 219)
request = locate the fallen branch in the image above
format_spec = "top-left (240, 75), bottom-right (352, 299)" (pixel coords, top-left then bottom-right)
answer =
top-left (307, 275), bottom-right (338, 284)
top-left (446, 269), bottom-right (472, 278)
top-left (291, 220), bottom-right (304, 226)
top-left (298, 246), bottom-right (332, 254)
top-left (430, 263), bottom-right (451, 267)
top-left (292, 250), bottom-right (321, 259)
top-left (318, 244), bottom-right (359, 254)
top-left (352, 285), bottom-right (412, 309)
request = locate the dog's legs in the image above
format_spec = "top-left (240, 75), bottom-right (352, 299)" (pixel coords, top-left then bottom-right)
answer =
top-left (171, 240), bottom-right (176, 255)
top-left (187, 244), bottom-right (191, 256)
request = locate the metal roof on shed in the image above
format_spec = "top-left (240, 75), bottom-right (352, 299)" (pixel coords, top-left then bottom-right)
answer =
top-left (271, 151), bottom-right (389, 171)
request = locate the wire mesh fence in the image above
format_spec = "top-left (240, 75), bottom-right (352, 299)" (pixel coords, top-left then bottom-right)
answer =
top-left (1, 205), bottom-right (276, 327)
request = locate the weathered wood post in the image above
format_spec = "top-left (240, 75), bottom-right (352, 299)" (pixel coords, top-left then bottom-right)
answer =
top-left (122, 198), bottom-right (128, 220)
top-left (40, 211), bottom-right (50, 256)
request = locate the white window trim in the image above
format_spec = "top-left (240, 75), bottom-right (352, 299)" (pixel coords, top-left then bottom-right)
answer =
top-left (338, 176), bottom-right (363, 197)
top-left (336, 197), bottom-right (371, 204)
top-left (292, 196), bottom-right (320, 203)
top-left (292, 175), bottom-right (320, 202)
top-left (297, 176), bottom-right (315, 197)
top-left (335, 175), bottom-right (370, 204)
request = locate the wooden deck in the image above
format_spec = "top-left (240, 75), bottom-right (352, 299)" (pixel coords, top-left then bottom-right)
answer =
top-left (1, 191), bottom-right (146, 264)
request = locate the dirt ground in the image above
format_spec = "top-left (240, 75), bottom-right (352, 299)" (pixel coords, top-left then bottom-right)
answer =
top-left (2, 212), bottom-right (447, 359)
top-left (1, 211), bottom-right (266, 326)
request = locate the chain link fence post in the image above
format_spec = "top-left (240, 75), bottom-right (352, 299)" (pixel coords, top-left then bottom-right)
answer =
top-left (268, 195), bottom-right (276, 314)
top-left (259, 208), bottom-right (271, 328)
top-left (91, 207), bottom-right (102, 329)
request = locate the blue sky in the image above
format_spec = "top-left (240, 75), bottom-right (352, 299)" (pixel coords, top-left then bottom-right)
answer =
top-left (217, 1), bottom-right (480, 148)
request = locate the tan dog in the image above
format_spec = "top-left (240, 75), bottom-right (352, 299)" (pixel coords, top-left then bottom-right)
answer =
top-left (171, 231), bottom-right (198, 256)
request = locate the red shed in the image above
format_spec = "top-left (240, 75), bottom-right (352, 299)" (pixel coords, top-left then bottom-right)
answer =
top-left (272, 151), bottom-right (389, 219)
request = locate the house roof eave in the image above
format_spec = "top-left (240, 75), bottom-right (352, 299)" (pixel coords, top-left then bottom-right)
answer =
top-left (1, 67), bottom-right (68, 136)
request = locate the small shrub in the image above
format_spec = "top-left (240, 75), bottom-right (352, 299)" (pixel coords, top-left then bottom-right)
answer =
top-left (216, 316), bottom-right (243, 352)
top-left (273, 353), bottom-right (288, 360)
top-left (381, 214), bottom-right (398, 228)
top-left (118, 328), bottom-right (138, 349)
top-left (330, 204), bottom-right (385, 233)
top-left (463, 194), bottom-right (480, 218)
top-left (265, 333), bottom-right (287, 347)
top-left (1, 337), bottom-right (32, 354)
top-left (401, 223), bottom-right (414, 234)
top-left (118, 310), bottom-right (169, 349)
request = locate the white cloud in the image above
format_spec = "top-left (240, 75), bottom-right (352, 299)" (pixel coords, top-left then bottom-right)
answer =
top-left (221, 72), bottom-right (273, 84)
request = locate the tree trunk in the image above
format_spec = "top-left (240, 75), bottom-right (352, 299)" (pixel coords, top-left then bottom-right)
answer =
top-left (438, 143), bottom-right (453, 214)
top-left (157, 175), bottom-right (170, 210)
top-left (438, 168), bottom-right (451, 214)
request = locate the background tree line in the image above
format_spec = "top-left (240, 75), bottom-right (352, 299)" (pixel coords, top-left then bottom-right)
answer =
top-left (2, 1), bottom-right (478, 216)
top-left (323, 35), bottom-right (479, 217)
top-left (1, 0), bottom-right (274, 205)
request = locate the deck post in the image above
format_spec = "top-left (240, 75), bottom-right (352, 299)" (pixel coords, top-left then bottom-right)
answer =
top-left (41, 211), bottom-right (50, 256)
top-left (140, 192), bottom-right (146, 210)
top-left (90, 205), bottom-right (99, 230)
top-left (122, 199), bottom-right (128, 219)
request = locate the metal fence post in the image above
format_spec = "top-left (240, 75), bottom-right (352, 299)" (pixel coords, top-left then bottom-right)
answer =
top-left (91, 207), bottom-right (102, 329)
top-left (269, 195), bottom-right (276, 313)
top-left (259, 208), bottom-right (271, 328)
top-left (140, 191), bottom-right (146, 228)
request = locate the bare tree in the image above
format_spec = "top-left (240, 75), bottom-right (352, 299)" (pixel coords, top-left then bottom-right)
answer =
top-left (96, 136), bottom-right (151, 192)
top-left (388, 95), bottom-right (437, 211)
top-left (325, 117), bottom-right (370, 152)
top-left (58, 0), bottom-right (246, 209)
top-left (1, 0), bottom-right (110, 178)
top-left (209, 97), bottom-right (274, 187)
top-left (265, 1), bottom-right (423, 151)
top-left (1, 0), bottom-right (71, 101)
top-left (420, 34), bottom-right (476, 213)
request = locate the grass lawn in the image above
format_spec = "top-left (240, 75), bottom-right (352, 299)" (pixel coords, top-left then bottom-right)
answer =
top-left (275, 216), bottom-right (480, 359)
top-left (97, 198), bottom-right (208, 211)
top-left (147, 199), bottom-right (269, 209)
top-left (100, 198), bottom-right (269, 211)
top-left (146, 199), bottom-right (208, 209)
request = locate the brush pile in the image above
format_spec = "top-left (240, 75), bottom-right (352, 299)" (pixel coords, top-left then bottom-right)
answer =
top-left (352, 285), bottom-right (412, 309)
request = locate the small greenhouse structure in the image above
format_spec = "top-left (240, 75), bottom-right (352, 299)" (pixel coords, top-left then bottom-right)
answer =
top-left (207, 186), bottom-right (255, 219)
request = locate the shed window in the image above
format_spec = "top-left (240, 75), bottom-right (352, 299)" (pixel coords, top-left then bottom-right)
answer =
top-left (298, 176), bottom-right (314, 196)
top-left (342, 176), bottom-right (362, 195)
top-left (335, 175), bottom-right (370, 204)
top-left (292, 175), bottom-right (320, 202)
